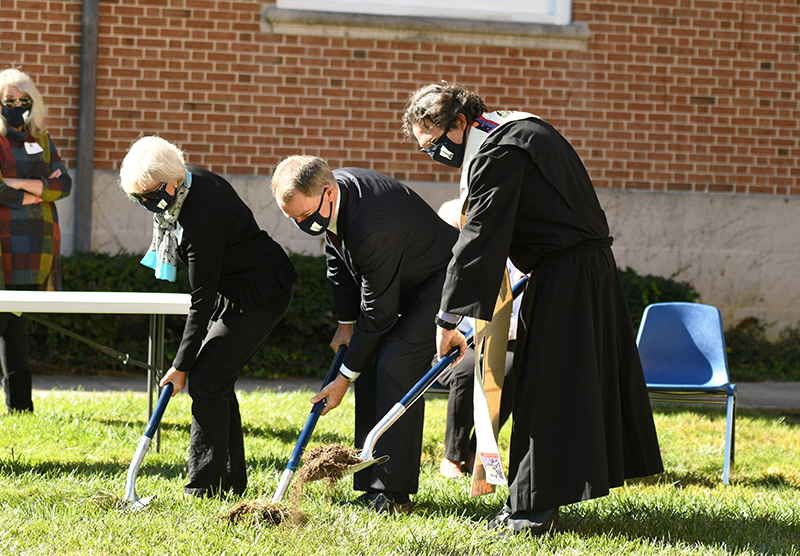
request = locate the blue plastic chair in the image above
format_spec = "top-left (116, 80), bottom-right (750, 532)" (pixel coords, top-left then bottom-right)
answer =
top-left (636, 302), bottom-right (737, 484)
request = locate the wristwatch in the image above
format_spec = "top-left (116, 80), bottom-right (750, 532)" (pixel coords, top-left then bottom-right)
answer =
top-left (434, 314), bottom-right (460, 330)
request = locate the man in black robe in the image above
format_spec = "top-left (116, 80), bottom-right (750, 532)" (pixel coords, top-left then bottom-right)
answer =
top-left (402, 83), bottom-right (664, 536)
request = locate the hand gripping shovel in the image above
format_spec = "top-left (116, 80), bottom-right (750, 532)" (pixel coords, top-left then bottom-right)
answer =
top-left (271, 345), bottom-right (348, 503)
top-left (122, 382), bottom-right (174, 510)
top-left (340, 275), bottom-right (529, 478)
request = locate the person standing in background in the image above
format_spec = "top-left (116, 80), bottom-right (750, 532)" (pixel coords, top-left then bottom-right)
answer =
top-left (0, 68), bottom-right (72, 413)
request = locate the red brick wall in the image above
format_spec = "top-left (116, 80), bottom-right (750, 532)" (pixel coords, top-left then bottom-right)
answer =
top-left (4, 0), bottom-right (799, 194)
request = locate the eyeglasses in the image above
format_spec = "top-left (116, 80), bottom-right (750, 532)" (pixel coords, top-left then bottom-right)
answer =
top-left (129, 182), bottom-right (168, 201)
top-left (420, 119), bottom-right (455, 154)
top-left (2, 97), bottom-right (33, 109)
top-left (420, 139), bottom-right (438, 154)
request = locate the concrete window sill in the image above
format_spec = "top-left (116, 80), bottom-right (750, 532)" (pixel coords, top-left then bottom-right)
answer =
top-left (261, 5), bottom-right (591, 51)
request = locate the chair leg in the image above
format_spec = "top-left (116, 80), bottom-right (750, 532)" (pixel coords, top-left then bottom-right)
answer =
top-left (730, 391), bottom-right (736, 470)
top-left (722, 392), bottom-right (736, 485)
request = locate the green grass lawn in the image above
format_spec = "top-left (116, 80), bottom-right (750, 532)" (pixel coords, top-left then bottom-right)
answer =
top-left (1, 387), bottom-right (798, 555)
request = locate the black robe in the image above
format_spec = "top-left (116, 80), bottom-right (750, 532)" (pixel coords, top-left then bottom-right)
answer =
top-left (441, 117), bottom-right (663, 511)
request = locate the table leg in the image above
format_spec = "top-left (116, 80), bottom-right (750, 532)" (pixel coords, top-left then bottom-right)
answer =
top-left (147, 314), bottom-right (161, 452)
top-left (155, 314), bottom-right (165, 452)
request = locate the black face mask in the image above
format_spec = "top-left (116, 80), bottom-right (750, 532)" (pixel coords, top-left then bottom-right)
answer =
top-left (2, 105), bottom-right (29, 129)
top-left (292, 190), bottom-right (331, 236)
top-left (136, 182), bottom-right (177, 214)
top-left (421, 118), bottom-right (467, 168)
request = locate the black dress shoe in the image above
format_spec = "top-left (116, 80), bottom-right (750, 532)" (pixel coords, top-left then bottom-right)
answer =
top-left (343, 492), bottom-right (413, 515)
top-left (489, 506), bottom-right (559, 538)
top-left (486, 504), bottom-right (513, 530)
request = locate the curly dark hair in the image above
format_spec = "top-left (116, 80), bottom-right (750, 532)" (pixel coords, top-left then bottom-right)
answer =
top-left (401, 82), bottom-right (487, 140)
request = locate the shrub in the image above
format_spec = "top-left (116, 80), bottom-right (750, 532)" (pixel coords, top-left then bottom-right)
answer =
top-left (618, 266), bottom-right (700, 330)
top-left (724, 317), bottom-right (800, 382)
top-left (41, 255), bottom-right (791, 381)
top-left (29, 251), bottom-right (337, 379)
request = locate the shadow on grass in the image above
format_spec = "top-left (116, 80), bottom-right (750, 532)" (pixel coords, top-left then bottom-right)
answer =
top-left (412, 497), bottom-right (798, 556)
top-left (631, 471), bottom-right (800, 490)
top-left (88, 415), bottom-right (353, 448)
top-left (0, 457), bottom-right (185, 483)
top-left (241, 422), bottom-right (352, 447)
top-left (563, 503), bottom-right (799, 556)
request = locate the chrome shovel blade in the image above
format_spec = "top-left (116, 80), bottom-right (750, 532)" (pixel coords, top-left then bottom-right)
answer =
top-left (341, 455), bottom-right (390, 477)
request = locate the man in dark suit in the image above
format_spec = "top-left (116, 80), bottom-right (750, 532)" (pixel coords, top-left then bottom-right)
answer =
top-left (271, 155), bottom-right (458, 514)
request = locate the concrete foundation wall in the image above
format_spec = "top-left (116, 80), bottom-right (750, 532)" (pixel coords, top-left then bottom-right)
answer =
top-left (57, 171), bottom-right (800, 336)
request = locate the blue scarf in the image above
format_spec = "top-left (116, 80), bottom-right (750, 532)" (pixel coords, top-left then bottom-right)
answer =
top-left (140, 169), bottom-right (192, 282)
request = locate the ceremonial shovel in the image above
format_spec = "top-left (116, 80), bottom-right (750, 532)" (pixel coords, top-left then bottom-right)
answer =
top-left (122, 382), bottom-right (174, 510)
top-left (341, 276), bottom-right (529, 478)
top-left (272, 346), bottom-right (348, 503)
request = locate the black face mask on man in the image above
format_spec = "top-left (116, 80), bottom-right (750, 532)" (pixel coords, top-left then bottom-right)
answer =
top-left (2, 105), bottom-right (29, 129)
top-left (292, 189), bottom-right (332, 236)
top-left (421, 118), bottom-right (467, 168)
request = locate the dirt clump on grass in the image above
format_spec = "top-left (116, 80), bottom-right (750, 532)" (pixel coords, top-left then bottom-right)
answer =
top-left (224, 500), bottom-right (305, 526)
top-left (223, 444), bottom-right (361, 526)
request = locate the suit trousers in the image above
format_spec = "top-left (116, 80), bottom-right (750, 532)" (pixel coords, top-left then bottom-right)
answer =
top-left (184, 287), bottom-right (293, 497)
top-left (352, 270), bottom-right (445, 496)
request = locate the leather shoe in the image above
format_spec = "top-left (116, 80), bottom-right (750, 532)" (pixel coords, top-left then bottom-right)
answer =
top-left (488, 505), bottom-right (559, 538)
top-left (486, 504), bottom-right (513, 530)
top-left (345, 492), bottom-right (413, 515)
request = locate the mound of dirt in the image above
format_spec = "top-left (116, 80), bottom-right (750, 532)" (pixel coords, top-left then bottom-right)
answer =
top-left (224, 500), bottom-right (305, 526)
top-left (222, 444), bottom-right (361, 526)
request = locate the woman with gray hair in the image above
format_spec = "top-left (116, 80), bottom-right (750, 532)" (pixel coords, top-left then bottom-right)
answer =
top-left (120, 136), bottom-right (297, 498)
top-left (0, 68), bottom-right (72, 413)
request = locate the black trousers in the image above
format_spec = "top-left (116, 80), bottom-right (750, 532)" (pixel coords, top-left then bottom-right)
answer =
top-left (352, 270), bottom-right (445, 496)
top-left (184, 287), bottom-right (292, 497)
top-left (436, 342), bottom-right (515, 462)
top-left (1, 284), bottom-right (37, 413)
top-left (0, 312), bottom-right (32, 413)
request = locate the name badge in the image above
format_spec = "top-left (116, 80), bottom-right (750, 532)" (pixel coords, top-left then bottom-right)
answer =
top-left (25, 142), bottom-right (44, 155)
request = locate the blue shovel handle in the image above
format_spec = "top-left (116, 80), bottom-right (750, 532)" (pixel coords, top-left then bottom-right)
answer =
top-left (143, 382), bottom-right (174, 439)
top-left (285, 345), bottom-right (347, 473)
top-left (399, 275), bottom-right (529, 409)
top-left (358, 275), bottom-right (529, 464)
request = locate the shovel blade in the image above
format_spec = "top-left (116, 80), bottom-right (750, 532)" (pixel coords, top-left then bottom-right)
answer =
top-left (341, 455), bottom-right (389, 477)
top-left (121, 495), bottom-right (157, 512)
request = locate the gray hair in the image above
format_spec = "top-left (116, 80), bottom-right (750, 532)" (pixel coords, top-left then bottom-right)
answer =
top-left (0, 68), bottom-right (47, 139)
top-left (119, 136), bottom-right (186, 196)
top-left (271, 155), bottom-right (335, 204)
top-left (401, 81), bottom-right (487, 140)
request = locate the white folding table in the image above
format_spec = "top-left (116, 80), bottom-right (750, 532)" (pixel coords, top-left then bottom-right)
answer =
top-left (0, 290), bottom-right (191, 448)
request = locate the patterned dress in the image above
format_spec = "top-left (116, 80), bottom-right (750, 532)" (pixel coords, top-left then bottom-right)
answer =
top-left (0, 127), bottom-right (72, 289)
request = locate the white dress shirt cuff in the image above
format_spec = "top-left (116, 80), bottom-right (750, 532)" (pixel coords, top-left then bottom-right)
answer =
top-left (436, 309), bottom-right (461, 324)
top-left (339, 363), bottom-right (360, 383)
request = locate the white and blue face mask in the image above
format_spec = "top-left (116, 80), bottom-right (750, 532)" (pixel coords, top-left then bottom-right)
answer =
top-left (292, 189), bottom-right (331, 236)
top-left (421, 118), bottom-right (467, 168)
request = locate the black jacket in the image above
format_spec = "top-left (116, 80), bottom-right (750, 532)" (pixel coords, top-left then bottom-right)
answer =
top-left (173, 166), bottom-right (296, 371)
top-left (326, 168), bottom-right (458, 374)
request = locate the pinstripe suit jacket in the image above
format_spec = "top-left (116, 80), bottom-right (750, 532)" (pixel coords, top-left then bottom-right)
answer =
top-left (327, 168), bottom-right (458, 374)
